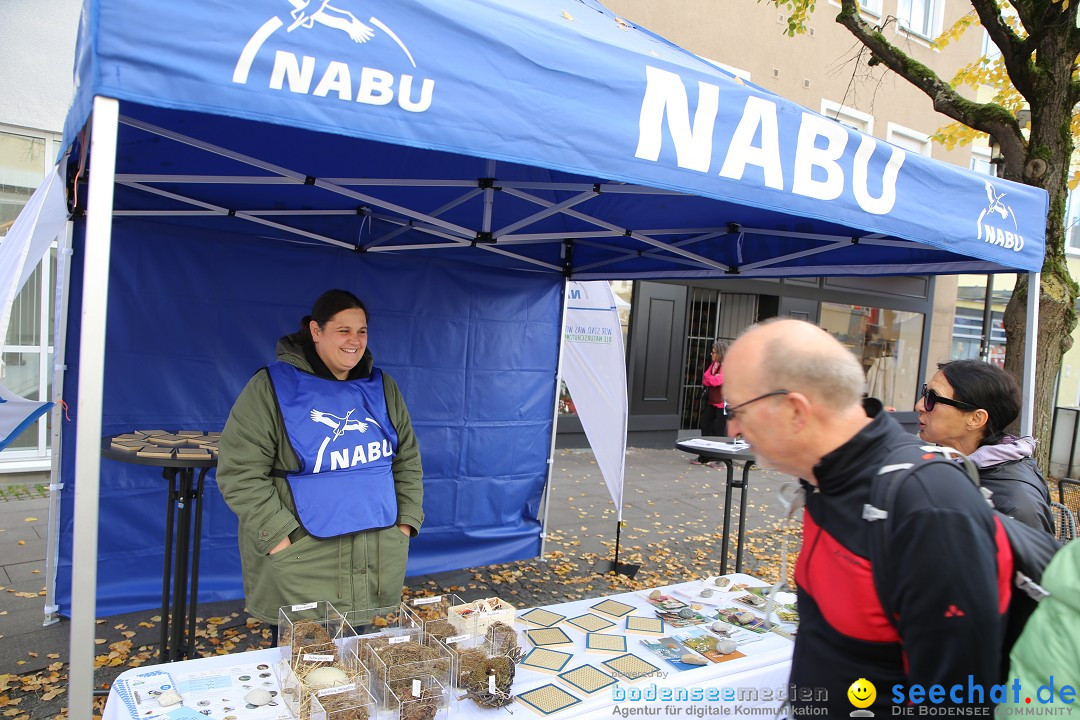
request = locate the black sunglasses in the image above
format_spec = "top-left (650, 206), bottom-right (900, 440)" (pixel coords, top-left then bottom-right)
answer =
top-left (920, 384), bottom-right (978, 412)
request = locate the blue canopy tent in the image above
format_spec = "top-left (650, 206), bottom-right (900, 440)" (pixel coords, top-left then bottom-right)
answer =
top-left (52, 0), bottom-right (1047, 713)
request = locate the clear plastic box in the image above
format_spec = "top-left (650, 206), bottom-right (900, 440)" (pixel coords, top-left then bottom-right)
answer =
top-left (309, 682), bottom-right (377, 720)
top-left (277, 639), bottom-right (369, 720)
top-left (445, 597), bottom-right (516, 637)
top-left (342, 604), bottom-right (422, 638)
top-left (431, 620), bottom-right (522, 708)
top-left (365, 629), bottom-right (454, 709)
top-left (385, 675), bottom-right (450, 720)
top-left (278, 601), bottom-right (350, 663)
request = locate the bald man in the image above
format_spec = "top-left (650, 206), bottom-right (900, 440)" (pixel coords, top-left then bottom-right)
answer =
top-left (725, 319), bottom-right (1007, 716)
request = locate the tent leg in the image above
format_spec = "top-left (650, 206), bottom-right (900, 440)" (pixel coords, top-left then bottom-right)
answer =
top-left (43, 222), bottom-right (74, 628)
top-left (592, 521), bottom-right (640, 578)
top-left (539, 278), bottom-right (571, 558)
top-left (1020, 271), bottom-right (1039, 437)
top-left (68, 96), bottom-right (119, 720)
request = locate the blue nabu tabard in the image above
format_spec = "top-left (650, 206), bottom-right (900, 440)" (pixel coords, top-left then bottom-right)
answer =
top-left (266, 362), bottom-right (399, 538)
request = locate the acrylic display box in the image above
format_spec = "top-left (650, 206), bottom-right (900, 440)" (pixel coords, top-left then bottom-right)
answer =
top-left (444, 597), bottom-right (515, 637)
top-left (275, 601), bottom-right (371, 720)
top-left (361, 628), bottom-right (455, 711)
top-left (308, 681), bottom-right (377, 720)
top-left (431, 620), bottom-right (524, 710)
top-left (384, 675), bottom-right (450, 720)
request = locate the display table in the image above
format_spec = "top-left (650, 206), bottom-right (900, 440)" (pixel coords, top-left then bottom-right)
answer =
top-left (103, 576), bottom-right (794, 720)
top-left (102, 433), bottom-right (218, 662)
top-left (675, 437), bottom-right (757, 574)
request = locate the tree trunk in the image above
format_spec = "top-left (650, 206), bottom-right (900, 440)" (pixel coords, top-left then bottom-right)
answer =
top-left (1002, 270), bottom-right (1075, 473)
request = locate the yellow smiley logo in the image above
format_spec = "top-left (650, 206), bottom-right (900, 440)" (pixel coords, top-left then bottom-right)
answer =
top-left (847, 678), bottom-right (876, 709)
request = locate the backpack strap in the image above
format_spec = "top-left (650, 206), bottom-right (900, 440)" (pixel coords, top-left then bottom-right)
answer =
top-left (865, 443), bottom-right (978, 629)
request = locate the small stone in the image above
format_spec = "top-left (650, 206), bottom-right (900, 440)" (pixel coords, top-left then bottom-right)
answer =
top-left (699, 589), bottom-right (714, 598)
top-left (244, 689), bottom-right (272, 706)
top-left (157, 690), bottom-right (182, 707)
top-left (677, 608), bottom-right (695, 619)
top-left (717, 638), bottom-right (738, 655)
top-left (648, 590), bottom-right (662, 600)
top-left (713, 577), bottom-right (732, 589)
top-left (710, 621), bottom-right (732, 635)
top-left (733, 610), bottom-right (755, 623)
top-left (680, 653), bottom-right (707, 666)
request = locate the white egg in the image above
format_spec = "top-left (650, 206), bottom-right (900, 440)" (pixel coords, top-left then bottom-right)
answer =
top-left (305, 666), bottom-right (349, 689)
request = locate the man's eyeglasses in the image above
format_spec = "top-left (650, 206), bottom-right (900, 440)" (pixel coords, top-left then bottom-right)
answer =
top-left (725, 390), bottom-right (790, 420)
top-left (920, 384), bottom-right (978, 412)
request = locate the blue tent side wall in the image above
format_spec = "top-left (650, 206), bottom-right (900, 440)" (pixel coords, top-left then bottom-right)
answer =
top-left (56, 218), bottom-right (562, 616)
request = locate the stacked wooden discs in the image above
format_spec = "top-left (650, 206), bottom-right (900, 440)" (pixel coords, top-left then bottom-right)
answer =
top-left (108, 430), bottom-right (221, 460)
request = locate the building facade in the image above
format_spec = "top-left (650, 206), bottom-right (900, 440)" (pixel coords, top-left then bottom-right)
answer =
top-left (0, 0), bottom-right (80, 472)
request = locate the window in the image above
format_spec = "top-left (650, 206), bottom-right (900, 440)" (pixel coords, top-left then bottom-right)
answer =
top-left (1066, 189), bottom-right (1080, 255)
top-left (0, 126), bottom-right (60, 469)
top-left (820, 101), bottom-right (874, 134)
top-left (897, 0), bottom-right (942, 39)
top-left (886, 123), bottom-right (931, 157)
top-left (819, 303), bottom-right (925, 410)
top-left (970, 146), bottom-right (993, 176)
top-left (860, 0), bottom-right (883, 15)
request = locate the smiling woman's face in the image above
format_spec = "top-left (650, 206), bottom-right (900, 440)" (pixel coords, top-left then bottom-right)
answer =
top-left (311, 307), bottom-right (368, 380)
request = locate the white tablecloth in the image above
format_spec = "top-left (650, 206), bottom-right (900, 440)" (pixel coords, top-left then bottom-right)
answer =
top-left (104, 575), bottom-right (794, 720)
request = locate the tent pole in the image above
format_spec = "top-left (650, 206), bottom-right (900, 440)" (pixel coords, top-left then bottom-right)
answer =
top-left (539, 277), bottom-right (571, 558)
top-left (1020, 271), bottom-right (1039, 437)
top-left (42, 220), bottom-right (74, 627)
top-left (69, 96), bottom-right (119, 720)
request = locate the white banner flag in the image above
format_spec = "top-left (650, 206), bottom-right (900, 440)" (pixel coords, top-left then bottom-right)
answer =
top-left (562, 281), bottom-right (628, 520)
top-left (0, 166), bottom-right (64, 450)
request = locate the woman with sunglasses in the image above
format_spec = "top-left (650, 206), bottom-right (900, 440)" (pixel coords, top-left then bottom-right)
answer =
top-left (915, 359), bottom-right (1053, 532)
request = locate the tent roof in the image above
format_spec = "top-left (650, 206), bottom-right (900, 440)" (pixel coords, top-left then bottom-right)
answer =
top-left (64, 0), bottom-right (1048, 278)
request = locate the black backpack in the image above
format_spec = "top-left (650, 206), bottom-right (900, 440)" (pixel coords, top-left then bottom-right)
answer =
top-left (863, 442), bottom-right (1061, 679)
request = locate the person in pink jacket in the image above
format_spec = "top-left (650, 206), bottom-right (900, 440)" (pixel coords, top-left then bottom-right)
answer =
top-left (694, 340), bottom-right (728, 464)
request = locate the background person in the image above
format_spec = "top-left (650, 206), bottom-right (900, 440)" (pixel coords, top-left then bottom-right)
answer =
top-left (723, 319), bottom-right (1007, 718)
top-left (916, 359), bottom-right (1053, 533)
top-left (694, 340), bottom-right (728, 464)
top-left (217, 289), bottom-right (424, 632)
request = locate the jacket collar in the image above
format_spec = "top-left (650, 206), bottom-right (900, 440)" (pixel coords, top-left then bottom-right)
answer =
top-left (811, 401), bottom-right (902, 495)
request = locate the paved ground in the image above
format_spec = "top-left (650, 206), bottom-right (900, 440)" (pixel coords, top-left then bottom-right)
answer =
top-left (0, 445), bottom-right (800, 719)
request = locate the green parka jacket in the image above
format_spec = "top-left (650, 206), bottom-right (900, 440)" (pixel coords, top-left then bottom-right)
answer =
top-left (217, 333), bottom-right (424, 624)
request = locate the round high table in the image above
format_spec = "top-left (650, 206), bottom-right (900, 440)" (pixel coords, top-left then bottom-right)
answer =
top-left (675, 436), bottom-right (756, 575)
top-left (101, 435), bottom-right (217, 662)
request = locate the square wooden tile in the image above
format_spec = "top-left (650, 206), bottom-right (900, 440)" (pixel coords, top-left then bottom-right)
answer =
top-left (585, 633), bottom-right (627, 654)
top-left (526, 627), bottom-right (574, 648)
top-left (516, 683), bottom-right (582, 716)
top-left (566, 614), bottom-right (615, 634)
top-left (519, 647), bottom-right (574, 674)
top-left (601, 653), bottom-right (662, 683)
top-left (625, 616), bottom-right (665, 635)
top-left (519, 608), bottom-right (566, 628)
top-left (591, 599), bottom-right (635, 619)
top-left (557, 665), bottom-right (619, 696)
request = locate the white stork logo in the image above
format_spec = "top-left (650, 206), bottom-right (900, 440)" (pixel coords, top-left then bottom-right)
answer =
top-left (309, 408), bottom-right (383, 472)
top-left (976, 180), bottom-right (1023, 252)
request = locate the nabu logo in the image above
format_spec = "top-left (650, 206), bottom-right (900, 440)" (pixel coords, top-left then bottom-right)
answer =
top-left (977, 181), bottom-right (1024, 252)
top-left (232, 1), bottom-right (435, 113)
top-left (309, 407), bottom-right (392, 473)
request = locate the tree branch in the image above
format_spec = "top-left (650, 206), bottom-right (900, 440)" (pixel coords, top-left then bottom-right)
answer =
top-left (968, 0), bottom-right (1036, 98)
top-left (836, 0), bottom-right (1026, 176)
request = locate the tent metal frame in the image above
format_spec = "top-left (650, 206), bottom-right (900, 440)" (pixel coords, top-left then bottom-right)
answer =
top-left (59, 100), bottom-right (1043, 720)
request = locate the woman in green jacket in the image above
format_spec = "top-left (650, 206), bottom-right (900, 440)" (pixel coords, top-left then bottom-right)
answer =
top-left (217, 289), bottom-right (424, 629)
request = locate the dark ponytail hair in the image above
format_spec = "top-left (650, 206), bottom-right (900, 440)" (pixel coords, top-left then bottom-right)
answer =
top-left (299, 289), bottom-right (368, 343)
top-left (937, 359), bottom-right (1020, 446)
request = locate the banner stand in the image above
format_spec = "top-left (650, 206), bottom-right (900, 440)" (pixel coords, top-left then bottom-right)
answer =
top-left (591, 522), bottom-right (641, 578)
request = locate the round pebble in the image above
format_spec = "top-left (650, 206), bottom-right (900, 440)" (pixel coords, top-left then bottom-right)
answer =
top-left (244, 689), bottom-right (273, 707)
top-left (648, 590), bottom-right (662, 600)
top-left (710, 621), bottom-right (732, 634)
top-left (677, 607), bottom-right (695, 619)
top-left (699, 589), bottom-right (714, 598)
top-left (680, 653), bottom-right (707, 666)
top-left (717, 638), bottom-right (738, 655)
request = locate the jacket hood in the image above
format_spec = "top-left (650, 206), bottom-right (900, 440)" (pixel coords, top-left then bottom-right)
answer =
top-left (968, 435), bottom-right (1037, 469)
top-left (275, 331), bottom-right (375, 379)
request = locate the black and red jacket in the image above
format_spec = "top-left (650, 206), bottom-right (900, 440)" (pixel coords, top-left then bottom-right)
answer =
top-left (790, 405), bottom-right (1010, 716)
